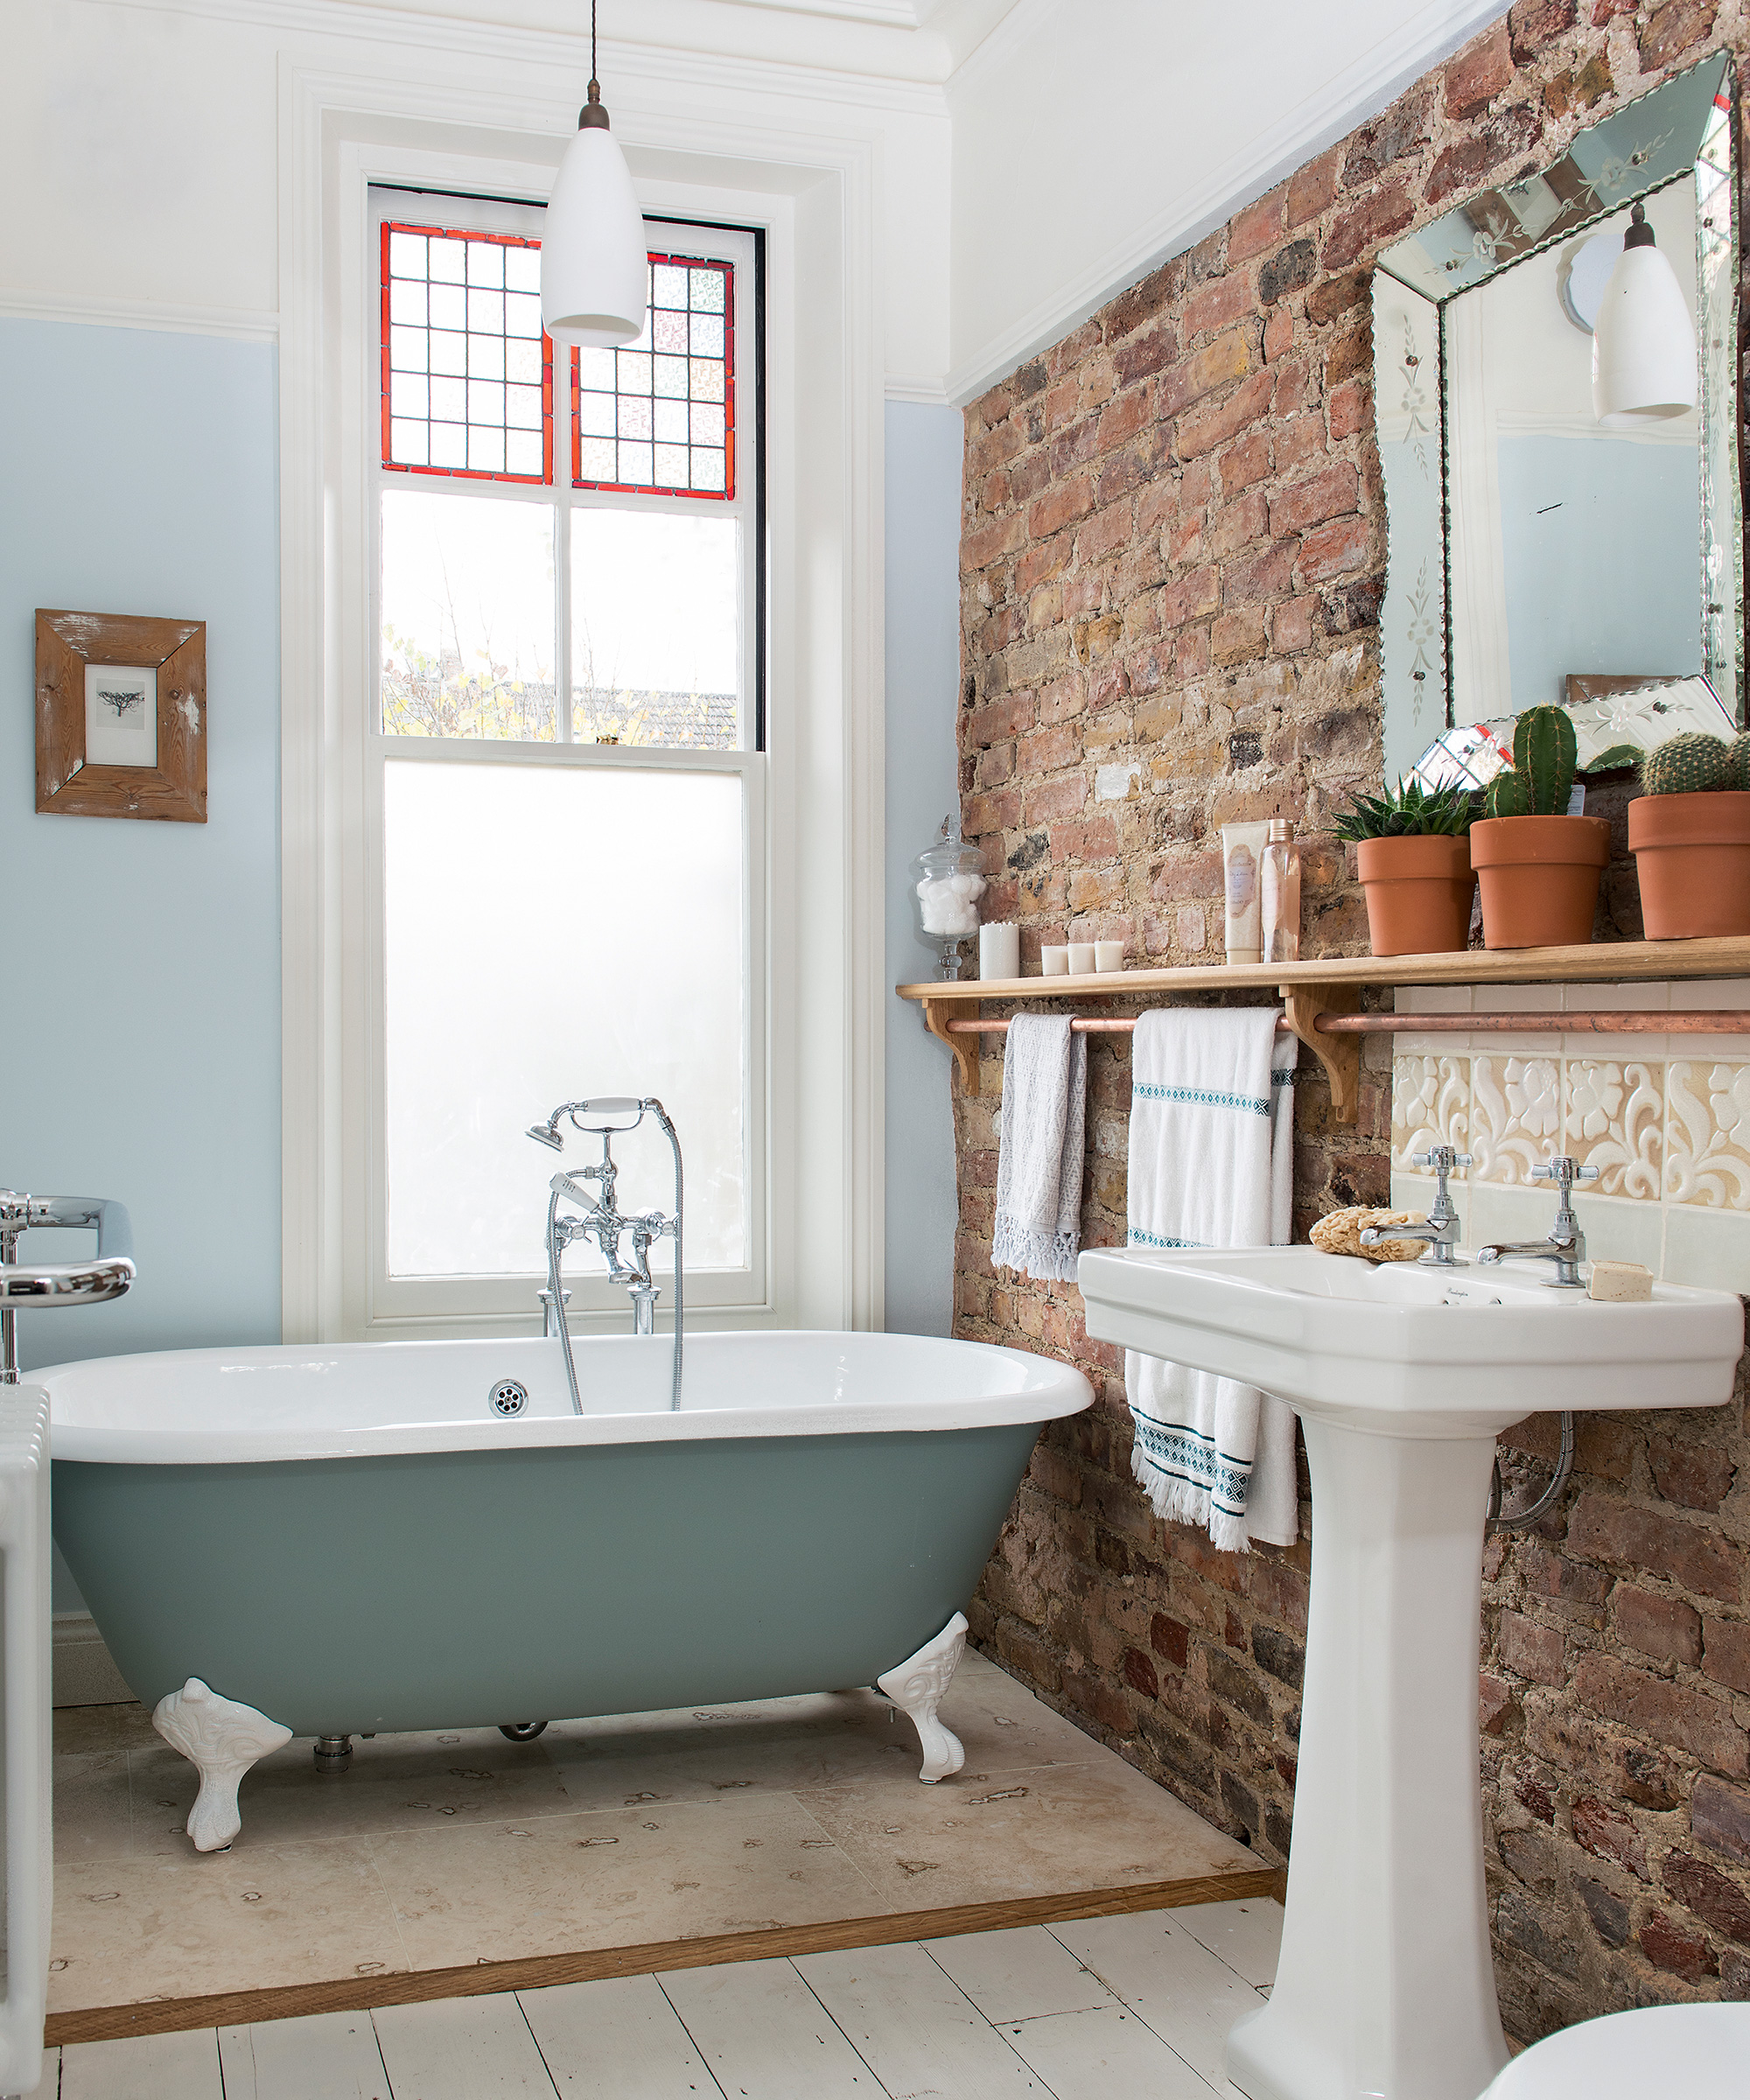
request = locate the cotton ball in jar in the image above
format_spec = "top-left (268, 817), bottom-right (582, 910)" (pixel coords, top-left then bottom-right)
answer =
top-left (917, 877), bottom-right (978, 938)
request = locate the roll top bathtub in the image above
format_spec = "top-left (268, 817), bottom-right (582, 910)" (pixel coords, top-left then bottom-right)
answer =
top-left (46, 1330), bottom-right (1091, 1850)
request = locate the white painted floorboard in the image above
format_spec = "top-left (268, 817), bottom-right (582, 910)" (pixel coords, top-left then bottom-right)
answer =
top-left (518, 1973), bottom-right (725, 2098)
top-left (659, 1955), bottom-right (878, 2099)
top-left (797, 1941), bottom-right (1049, 2097)
top-left (217, 2010), bottom-right (390, 2100)
top-left (370, 1994), bottom-right (559, 2099)
top-left (60, 2028), bottom-right (224, 2100)
top-left (34, 1901), bottom-right (1284, 2100)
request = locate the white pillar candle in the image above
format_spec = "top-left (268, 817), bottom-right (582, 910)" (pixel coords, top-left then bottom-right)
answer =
top-left (1040, 945), bottom-right (1070, 976)
top-left (1095, 940), bottom-right (1126, 972)
top-left (978, 922), bottom-right (1021, 982)
top-left (1067, 942), bottom-right (1096, 975)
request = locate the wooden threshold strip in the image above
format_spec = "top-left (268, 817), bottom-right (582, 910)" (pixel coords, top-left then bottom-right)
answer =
top-left (45, 1864), bottom-right (1284, 2047)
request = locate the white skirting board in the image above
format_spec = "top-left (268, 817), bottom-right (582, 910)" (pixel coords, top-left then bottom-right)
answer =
top-left (0, 1387), bottom-right (53, 2098)
top-left (52, 1616), bottom-right (133, 1709)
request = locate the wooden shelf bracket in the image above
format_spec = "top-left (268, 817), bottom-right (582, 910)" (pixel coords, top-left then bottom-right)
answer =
top-left (923, 997), bottom-right (980, 1096)
top-left (1280, 983), bottom-right (1362, 1125)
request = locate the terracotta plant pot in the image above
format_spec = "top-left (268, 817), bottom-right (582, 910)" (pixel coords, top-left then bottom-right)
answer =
top-left (1354, 835), bottom-right (1475, 956)
top-left (1469, 814), bottom-right (1611, 949)
top-left (1628, 792), bottom-right (1750, 940)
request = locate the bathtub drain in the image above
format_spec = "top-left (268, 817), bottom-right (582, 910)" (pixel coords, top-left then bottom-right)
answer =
top-left (490, 1379), bottom-right (529, 1417)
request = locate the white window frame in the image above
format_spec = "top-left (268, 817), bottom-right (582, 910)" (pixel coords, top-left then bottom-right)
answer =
top-left (366, 191), bottom-right (766, 1330)
top-left (280, 74), bottom-right (885, 1345)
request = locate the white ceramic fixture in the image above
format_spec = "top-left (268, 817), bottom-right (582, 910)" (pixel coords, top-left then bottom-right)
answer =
top-left (540, 2), bottom-right (647, 350)
top-left (1076, 1245), bottom-right (1744, 2100)
top-left (1592, 202), bottom-right (1698, 426)
top-left (1479, 2000), bottom-right (1749, 2098)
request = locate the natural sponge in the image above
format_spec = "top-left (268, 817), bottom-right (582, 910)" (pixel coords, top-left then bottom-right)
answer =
top-left (1309, 1207), bottom-right (1429, 1263)
top-left (1640, 732), bottom-right (1733, 796)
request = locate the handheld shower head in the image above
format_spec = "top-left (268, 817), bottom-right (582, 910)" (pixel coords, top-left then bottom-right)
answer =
top-left (527, 1124), bottom-right (564, 1152)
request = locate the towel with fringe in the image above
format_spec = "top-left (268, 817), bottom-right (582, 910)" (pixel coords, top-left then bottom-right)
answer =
top-left (1124, 1007), bottom-right (1298, 1551)
top-left (991, 1012), bottom-right (1088, 1284)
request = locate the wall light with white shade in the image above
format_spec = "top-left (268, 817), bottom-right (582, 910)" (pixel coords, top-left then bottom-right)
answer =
top-left (1592, 201), bottom-right (1698, 426)
top-left (541, 1), bottom-right (648, 352)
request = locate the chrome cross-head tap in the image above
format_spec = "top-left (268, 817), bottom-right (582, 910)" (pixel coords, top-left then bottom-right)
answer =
top-left (1360, 1144), bottom-right (1471, 1264)
top-left (1476, 1153), bottom-right (1598, 1288)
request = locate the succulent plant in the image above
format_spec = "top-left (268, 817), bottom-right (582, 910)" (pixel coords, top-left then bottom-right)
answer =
top-left (1585, 744), bottom-right (1646, 774)
top-left (1331, 776), bottom-right (1474, 843)
top-left (1639, 732), bottom-right (1734, 796)
top-left (1484, 705), bottom-right (1578, 820)
top-left (1730, 732), bottom-right (1750, 791)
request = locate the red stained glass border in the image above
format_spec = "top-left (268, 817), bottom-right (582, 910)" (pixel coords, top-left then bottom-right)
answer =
top-left (379, 220), bottom-right (555, 487)
top-left (570, 253), bottom-right (736, 503)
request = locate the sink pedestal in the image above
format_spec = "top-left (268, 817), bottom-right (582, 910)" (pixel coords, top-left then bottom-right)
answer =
top-left (1226, 1418), bottom-right (1508, 2100)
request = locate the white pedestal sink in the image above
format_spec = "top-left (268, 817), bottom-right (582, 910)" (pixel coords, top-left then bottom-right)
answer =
top-left (1076, 1246), bottom-right (1743, 2100)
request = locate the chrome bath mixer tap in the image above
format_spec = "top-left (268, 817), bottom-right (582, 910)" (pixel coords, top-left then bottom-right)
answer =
top-left (527, 1099), bottom-right (683, 1412)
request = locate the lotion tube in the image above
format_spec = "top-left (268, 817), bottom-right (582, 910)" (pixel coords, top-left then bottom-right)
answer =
top-left (1222, 822), bottom-right (1269, 963)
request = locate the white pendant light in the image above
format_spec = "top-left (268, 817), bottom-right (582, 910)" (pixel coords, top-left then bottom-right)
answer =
top-left (541, 0), bottom-right (648, 351)
top-left (1591, 202), bottom-right (1698, 428)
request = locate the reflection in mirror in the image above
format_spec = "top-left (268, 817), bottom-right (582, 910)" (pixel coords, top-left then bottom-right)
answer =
top-left (1375, 52), bottom-right (1740, 789)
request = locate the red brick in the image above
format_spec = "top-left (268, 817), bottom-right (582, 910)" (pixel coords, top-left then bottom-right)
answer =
top-left (1572, 1796), bottom-right (1648, 1880)
top-left (1270, 460), bottom-right (1359, 537)
top-left (1275, 413), bottom-right (1326, 473)
top-left (1018, 723), bottom-right (1082, 774)
top-left (1445, 23), bottom-right (1514, 119)
top-left (1096, 388), bottom-right (1152, 455)
top-left (1228, 191), bottom-right (1286, 263)
top-left (963, 514), bottom-right (1025, 570)
top-left (1150, 1613), bottom-right (1190, 1669)
top-left (1298, 515), bottom-right (1369, 584)
top-left (1286, 149), bottom-right (1340, 228)
top-left (1509, 0), bottom-right (1577, 58)
top-left (1184, 273), bottom-right (1256, 341)
top-left (1328, 377), bottom-right (1369, 441)
top-left (1500, 1610), bottom-right (1565, 1687)
top-left (1664, 1852), bottom-right (1750, 1945)
top-left (1480, 1670), bottom-right (1515, 1734)
top-left (1321, 180), bottom-right (1416, 272)
top-left (1158, 332), bottom-right (1252, 419)
top-left (1263, 306), bottom-right (1294, 363)
top-left (1211, 607), bottom-right (1265, 666)
top-left (1159, 567), bottom-right (1221, 630)
top-left (1273, 596), bottom-right (1315, 654)
top-left (967, 693), bottom-right (1034, 746)
top-left (1694, 1776), bottom-right (1750, 1868)
top-left (1113, 323), bottom-right (1179, 390)
top-left (1704, 1617), bottom-right (1750, 1696)
top-left (1616, 1586), bottom-right (1702, 1666)
top-left (1568, 1493), bottom-right (1743, 1604)
top-left (1218, 429), bottom-right (1272, 494)
top-left (1179, 371), bottom-right (1275, 461)
top-left (962, 788), bottom-right (1020, 838)
top-left (1572, 1652), bottom-right (1747, 1774)
top-left (1123, 1645), bottom-right (1159, 1698)
top-left (1026, 774), bottom-right (1088, 825)
top-left (1076, 502), bottom-right (1134, 567)
top-left (1642, 0), bottom-right (1717, 73)
top-left (1209, 492), bottom-right (1269, 559)
top-left (1642, 1910), bottom-right (1718, 1982)
top-left (1223, 542), bottom-right (1297, 606)
top-left (1649, 1435), bottom-right (1737, 1513)
top-left (1047, 815), bottom-right (1121, 864)
top-left (1028, 475), bottom-right (1095, 542)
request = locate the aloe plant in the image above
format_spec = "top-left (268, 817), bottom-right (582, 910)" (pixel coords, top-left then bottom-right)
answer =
top-left (1332, 776), bottom-right (1474, 843)
top-left (1483, 705), bottom-right (1578, 819)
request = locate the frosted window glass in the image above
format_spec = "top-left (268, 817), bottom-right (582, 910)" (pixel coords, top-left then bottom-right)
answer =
top-left (570, 511), bottom-right (739, 748)
top-left (383, 760), bottom-right (747, 1278)
top-left (381, 489), bottom-right (556, 739)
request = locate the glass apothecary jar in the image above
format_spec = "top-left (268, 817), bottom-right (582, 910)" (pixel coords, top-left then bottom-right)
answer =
top-left (910, 816), bottom-right (986, 980)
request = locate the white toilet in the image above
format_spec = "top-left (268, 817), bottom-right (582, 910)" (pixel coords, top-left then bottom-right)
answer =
top-left (1479, 2001), bottom-right (1747, 2096)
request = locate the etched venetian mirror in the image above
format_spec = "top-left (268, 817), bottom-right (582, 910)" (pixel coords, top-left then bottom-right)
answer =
top-left (1375, 52), bottom-right (1742, 788)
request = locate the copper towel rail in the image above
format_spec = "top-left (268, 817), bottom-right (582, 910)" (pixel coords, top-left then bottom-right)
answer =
top-left (944, 1011), bottom-right (1750, 1039)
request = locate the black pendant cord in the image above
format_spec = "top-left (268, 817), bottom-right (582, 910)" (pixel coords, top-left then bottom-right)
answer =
top-left (582, 0), bottom-right (608, 127)
top-left (590, 0), bottom-right (598, 99)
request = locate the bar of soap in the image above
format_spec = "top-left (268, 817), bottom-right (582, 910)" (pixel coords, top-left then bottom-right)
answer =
top-left (1588, 1261), bottom-right (1654, 1303)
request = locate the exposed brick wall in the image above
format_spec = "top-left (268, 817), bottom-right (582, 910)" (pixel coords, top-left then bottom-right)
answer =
top-left (950, 1), bottom-right (1750, 2043)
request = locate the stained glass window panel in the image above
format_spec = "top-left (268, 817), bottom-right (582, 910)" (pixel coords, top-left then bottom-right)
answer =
top-left (382, 223), bottom-right (551, 485)
top-left (572, 254), bottom-right (734, 500)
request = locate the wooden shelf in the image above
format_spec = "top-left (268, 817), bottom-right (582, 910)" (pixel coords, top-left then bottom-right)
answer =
top-left (897, 935), bottom-right (1750, 1121)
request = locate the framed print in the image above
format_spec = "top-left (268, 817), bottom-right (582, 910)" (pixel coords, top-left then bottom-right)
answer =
top-left (36, 609), bottom-right (206, 822)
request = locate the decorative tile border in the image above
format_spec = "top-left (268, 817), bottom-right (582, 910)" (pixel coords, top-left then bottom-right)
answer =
top-left (1390, 982), bottom-right (1750, 1288)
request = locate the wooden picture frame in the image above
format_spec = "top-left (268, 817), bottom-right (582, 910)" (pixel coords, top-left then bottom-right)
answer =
top-left (36, 609), bottom-right (207, 822)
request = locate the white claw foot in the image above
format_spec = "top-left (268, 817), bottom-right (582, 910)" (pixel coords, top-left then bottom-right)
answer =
top-left (878, 1612), bottom-right (968, 1782)
top-left (152, 1677), bottom-right (292, 1852)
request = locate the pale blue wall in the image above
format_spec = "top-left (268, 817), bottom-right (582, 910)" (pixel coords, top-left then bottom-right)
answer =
top-left (0, 320), bottom-right (283, 1378)
top-left (883, 402), bottom-right (963, 1337)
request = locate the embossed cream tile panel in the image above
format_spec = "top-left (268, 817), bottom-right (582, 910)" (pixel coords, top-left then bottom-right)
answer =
top-left (1564, 1060), bottom-right (1664, 1200)
top-left (1469, 1055), bottom-right (1562, 1186)
top-left (1389, 1054), bottom-right (1470, 1175)
top-left (1666, 1061), bottom-right (1750, 1209)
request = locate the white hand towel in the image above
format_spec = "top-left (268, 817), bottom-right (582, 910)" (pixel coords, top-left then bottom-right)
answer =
top-left (1124, 1007), bottom-right (1298, 1551)
top-left (991, 1013), bottom-right (1088, 1284)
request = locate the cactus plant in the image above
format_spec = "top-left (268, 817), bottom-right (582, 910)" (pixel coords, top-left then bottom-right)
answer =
top-left (1730, 732), bottom-right (1750, 792)
top-left (1639, 732), bottom-right (1733, 796)
top-left (1483, 704), bottom-right (1577, 820)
